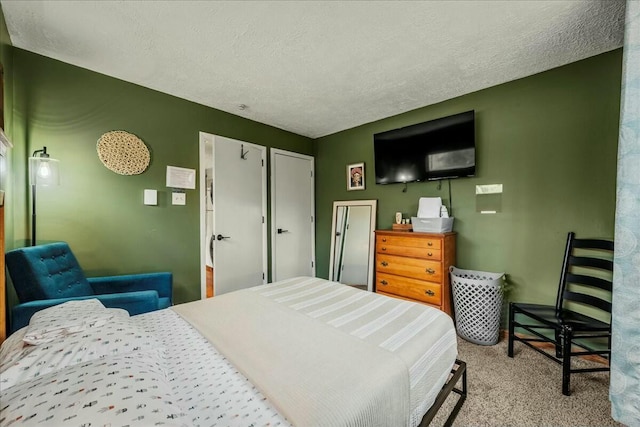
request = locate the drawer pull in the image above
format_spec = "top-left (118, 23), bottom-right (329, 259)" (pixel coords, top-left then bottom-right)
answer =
top-left (425, 290), bottom-right (435, 296)
top-left (381, 261), bottom-right (389, 267)
top-left (382, 238), bottom-right (387, 242)
top-left (427, 252), bottom-right (433, 256)
top-left (380, 280), bottom-right (388, 286)
top-left (428, 242), bottom-right (433, 246)
top-left (382, 247), bottom-right (387, 251)
top-left (426, 268), bottom-right (435, 274)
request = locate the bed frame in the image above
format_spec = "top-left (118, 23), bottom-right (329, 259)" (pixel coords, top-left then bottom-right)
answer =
top-left (419, 359), bottom-right (467, 427)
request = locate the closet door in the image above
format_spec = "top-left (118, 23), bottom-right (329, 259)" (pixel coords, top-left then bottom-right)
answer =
top-left (270, 149), bottom-right (315, 282)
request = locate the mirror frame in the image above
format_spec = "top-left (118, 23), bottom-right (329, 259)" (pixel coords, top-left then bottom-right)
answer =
top-left (328, 199), bottom-right (377, 291)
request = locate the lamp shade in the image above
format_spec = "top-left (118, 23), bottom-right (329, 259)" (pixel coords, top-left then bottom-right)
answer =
top-left (29, 156), bottom-right (60, 186)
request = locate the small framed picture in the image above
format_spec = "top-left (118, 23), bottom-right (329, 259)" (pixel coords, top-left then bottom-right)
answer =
top-left (347, 162), bottom-right (365, 191)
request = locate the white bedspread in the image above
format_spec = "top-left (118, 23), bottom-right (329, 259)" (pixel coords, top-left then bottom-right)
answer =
top-left (173, 281), bottom-right (410, 427)
top-left (172, 276), bottom-right (457, 427)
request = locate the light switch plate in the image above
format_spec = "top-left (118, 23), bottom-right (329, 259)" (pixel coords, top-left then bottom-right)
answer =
top-left (144, 189), bottom-right (157, 205)
top-left (172, 192), bottom-right (186, 205)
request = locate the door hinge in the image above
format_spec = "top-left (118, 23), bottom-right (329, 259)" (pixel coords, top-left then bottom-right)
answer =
top-left (262, 159), bottom-right (264, 167)
top-left (263, 272), bottom-right (265, 280)
top-left (311, 261), bottom-right (314, 268)
top-left (262, 216), bottom-right (265, 224)
top-left (311, 216), bottom-right (314, 223)
top-left (310, 170), bottom-right (313, 178)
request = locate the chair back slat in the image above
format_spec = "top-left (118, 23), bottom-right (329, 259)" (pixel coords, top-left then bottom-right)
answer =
top-left (565, 273), bottom-right (612, 292)
top-left (563, 290), bottom-right (612, 314)
top-left (572, 238), bottom-right (614, 251)
top-left (568, 256), bottom-right (613, 272)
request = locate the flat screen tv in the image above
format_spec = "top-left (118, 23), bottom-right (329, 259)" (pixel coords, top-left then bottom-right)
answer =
top-left (374, 110), bottom-right (475, 184)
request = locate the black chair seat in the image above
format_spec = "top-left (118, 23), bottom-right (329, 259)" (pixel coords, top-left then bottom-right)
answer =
top-left (512, 302), bottom-right (610, 332)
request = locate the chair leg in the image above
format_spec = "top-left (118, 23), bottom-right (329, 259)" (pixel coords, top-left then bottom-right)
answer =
top-left (507, 303), bottom-right (515, 357)
top-left (561, 325), bottom-right (572, 396)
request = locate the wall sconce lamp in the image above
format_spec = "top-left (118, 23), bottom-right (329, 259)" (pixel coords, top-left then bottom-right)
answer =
top-left (29, 146), bottom-right (60, 246)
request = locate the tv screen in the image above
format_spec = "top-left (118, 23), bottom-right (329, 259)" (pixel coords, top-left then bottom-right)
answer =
top-left (374, 110), bottom-right (475, 184)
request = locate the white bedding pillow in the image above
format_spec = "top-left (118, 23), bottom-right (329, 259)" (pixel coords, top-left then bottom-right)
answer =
top-left (0, 309), bottom-right (165, 390)
top-left (0, 351), bottom-right (188, 427)
top-left (23, 299), bottom-right (116, 345)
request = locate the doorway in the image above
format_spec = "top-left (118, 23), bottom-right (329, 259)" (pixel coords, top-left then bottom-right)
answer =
top-left (199, 132), bottom-right (267, 298)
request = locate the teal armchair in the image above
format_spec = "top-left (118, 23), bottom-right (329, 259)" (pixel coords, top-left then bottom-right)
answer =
top-left (6, 242), bottom-right (172, 333)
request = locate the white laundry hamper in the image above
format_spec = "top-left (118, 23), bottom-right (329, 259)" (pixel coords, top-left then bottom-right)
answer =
top-left (450, 266), bottom-right (505, 345)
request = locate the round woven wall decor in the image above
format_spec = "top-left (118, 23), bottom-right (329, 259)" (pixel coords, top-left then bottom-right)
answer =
top-left (97, 131), bottom-right (150, 175)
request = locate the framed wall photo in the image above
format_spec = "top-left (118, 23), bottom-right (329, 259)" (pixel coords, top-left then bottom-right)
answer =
top-left (347, 162), bottom-right (365, 191)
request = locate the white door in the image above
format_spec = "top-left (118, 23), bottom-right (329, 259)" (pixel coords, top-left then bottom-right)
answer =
top-left (270, 149), bottom-right (315, 282)
top-left (200, 133), bottom-right (267, 297)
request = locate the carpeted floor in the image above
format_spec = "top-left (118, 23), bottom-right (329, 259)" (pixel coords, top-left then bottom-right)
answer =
top-left (429, 337), bottom-right (620, 426)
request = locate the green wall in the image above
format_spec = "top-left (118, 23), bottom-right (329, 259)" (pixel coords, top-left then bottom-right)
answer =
top-left (7, 48), bottom-right (313, 306)
top-left (314, 50), bottom-right (622, 306)
top-left (3, 35), bottom-right (623, 315)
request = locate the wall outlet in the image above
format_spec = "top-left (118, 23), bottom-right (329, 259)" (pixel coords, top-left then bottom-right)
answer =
top-left (172, 192), bottom-right (186, 205)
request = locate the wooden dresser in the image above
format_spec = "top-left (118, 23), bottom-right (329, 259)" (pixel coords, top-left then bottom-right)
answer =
top-left (374, 230), bottom-right (456, 317)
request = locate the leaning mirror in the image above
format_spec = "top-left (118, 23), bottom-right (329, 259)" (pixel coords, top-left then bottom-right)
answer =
top-left (329, 200), bottom-right (377, 291)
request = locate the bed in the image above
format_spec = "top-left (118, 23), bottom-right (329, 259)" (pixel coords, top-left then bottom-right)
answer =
top-left (0, 276), bottom-right (466, 426)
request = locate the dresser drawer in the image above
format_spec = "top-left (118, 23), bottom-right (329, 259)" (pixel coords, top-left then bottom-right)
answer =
top-left (377, 291), bottom-right (441, 311)
top-left (376, 234), bottom-right (442, 250)
top-left (376, 253), bottom-right (442, 283)
top-left (376, 241), bottom-right (442, 261)
top-left (376, 272), bottom-right (442, 305)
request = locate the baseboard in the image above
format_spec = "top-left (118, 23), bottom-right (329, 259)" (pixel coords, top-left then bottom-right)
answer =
top-left (499, 329), bottom-right (609, 365)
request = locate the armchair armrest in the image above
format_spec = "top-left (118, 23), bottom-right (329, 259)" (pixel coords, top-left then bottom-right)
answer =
top-left (88, 272), bottom-right (172, 301)
top-left (10, 291), bottom-right (160, 334)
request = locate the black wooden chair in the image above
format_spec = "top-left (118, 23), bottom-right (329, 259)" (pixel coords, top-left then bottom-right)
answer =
top-left (507, 232), bottom-right (614, 395)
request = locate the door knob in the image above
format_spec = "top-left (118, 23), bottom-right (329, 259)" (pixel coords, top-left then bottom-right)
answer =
top-left (216, 234), bottom-right (231, 241)
top-left (277, 228), bottom-right (289, 234)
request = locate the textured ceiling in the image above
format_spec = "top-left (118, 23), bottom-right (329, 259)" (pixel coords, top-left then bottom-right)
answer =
top-left (1, 0), bottom-right (626, 138)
